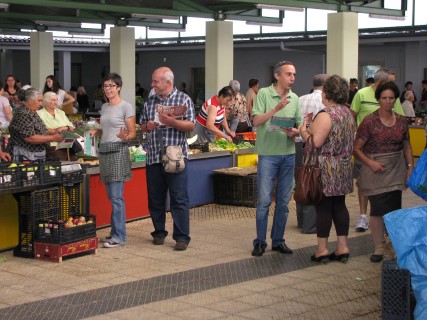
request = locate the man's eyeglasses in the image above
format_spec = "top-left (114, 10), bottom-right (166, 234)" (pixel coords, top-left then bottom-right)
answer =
top-left (103, 84), bottom-right (117, 89)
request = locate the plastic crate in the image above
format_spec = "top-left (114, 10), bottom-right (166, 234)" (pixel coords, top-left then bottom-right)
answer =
top-left (381, 260), bottom-right (415, 320)
top-left (38, 158), bottom-right (62, 186)
top-left (214, 173), bottom-right (257, 207)
top-left (0, 162), bottom-right (20, 191)
top-left (61, 170), bottom-right (83, 186)
top-left (189, 142), bottom-right (209, 153)
top-left (36, 214), bottom-right (96, 244)
top-left (13, 187), bottom-right (65, 258)
top-left (61, 184), bottom-right (81, 216)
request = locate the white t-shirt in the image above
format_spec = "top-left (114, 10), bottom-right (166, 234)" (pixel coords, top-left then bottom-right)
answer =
top-left (0, 95), bottom-right (11, 124)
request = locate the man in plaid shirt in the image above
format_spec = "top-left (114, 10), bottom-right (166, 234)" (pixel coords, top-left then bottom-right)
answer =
top-left (140, 67), bottom-right (195, 251)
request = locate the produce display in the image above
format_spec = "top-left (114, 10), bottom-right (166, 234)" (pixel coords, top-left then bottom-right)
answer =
top-left (209, 140), bottom-right (255, 152)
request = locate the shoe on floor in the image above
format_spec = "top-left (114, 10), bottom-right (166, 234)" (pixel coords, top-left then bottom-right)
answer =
top-left (174, 241), bottom-right (188, 251)
top-left (102, 240), bottom-right (121, 248)
top-left (100, 235), bottom-right (112, 243)
top-left (153, 236), bottom-right (165, 245)
top-left (251, 243), bottom-right (266, 257)
top-left (355, 215), bottom-right (369, 232)
top-left (272, 242), bottom-right (293, 254)
top-left (370, 254), bottom-right (384, 263)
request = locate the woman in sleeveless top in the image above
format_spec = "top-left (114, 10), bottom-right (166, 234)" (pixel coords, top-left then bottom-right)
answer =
top-left (299, 75), bottom-right (356, 264)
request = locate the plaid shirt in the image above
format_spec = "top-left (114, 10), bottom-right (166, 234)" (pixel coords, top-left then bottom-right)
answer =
top-left (7, 105), bottom-right (49, 154)
top-left (140, 88), bottom-right (195, 165)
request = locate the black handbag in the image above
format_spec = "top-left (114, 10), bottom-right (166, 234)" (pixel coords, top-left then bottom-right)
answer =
top-left (71, 140), bottom-right (83, 153)
top-left (294, 136), bottom-right (323, 205)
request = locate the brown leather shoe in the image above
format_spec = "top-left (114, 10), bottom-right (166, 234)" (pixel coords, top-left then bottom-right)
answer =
top-left (153, 236), bottom-right (165, 245)
top-left (174, 241), bottom-right (188, 251)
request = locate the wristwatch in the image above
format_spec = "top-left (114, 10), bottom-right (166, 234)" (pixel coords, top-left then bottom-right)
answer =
top-left (407, 163), bottom-right (412, 168)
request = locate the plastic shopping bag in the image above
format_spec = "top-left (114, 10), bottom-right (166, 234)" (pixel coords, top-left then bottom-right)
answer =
top-left (407, 148), bottom-right (427, 201)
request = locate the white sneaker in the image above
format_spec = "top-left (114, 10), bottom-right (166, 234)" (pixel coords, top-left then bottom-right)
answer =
top-left (102, 240), bottom-right (121, 248)
top-left (355, 215), bottom-right (369, 232)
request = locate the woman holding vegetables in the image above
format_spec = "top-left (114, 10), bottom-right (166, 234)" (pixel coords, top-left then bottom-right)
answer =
top-left (193, 86), bottom-right (236, 143)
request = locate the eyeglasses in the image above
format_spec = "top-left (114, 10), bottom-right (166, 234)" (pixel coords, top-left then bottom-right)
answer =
top-left (103, 84), bottom-right (117, 89)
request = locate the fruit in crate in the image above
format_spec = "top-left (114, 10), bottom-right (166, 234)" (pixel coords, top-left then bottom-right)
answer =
top-left (87, 217), bottom-right (94, 224)
top-left (78, 216), bottom-right (86, 223)
top-left (72, 218), bottom-right (79, 225)
top-left (67, 216), bottom-right (73, 221)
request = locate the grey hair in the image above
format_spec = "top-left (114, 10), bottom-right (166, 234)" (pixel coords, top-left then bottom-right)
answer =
top-left (313, 74), bottom-right (329, 87)
top-left (404, 90), bottom-right (414, 100)
top-left (24, 87), bottom-right (42, 102)
top-left (229, 80), bottom-right (240, 93)
top-left (374, 68), bottom-right (391, 82)
top-left (163, 69), bottom-right (175, 84)
top-left (273, 61), bottom-right (293, 75)
top-left (43, 91), bottom-right (57, 107)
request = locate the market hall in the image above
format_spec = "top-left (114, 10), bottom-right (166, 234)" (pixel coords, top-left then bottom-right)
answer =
top-left (0, 0), bottom-right (427, 318)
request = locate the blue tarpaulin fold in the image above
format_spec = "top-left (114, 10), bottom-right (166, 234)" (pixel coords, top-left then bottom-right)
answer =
top-left (384, 206), bottom-right (427, 319)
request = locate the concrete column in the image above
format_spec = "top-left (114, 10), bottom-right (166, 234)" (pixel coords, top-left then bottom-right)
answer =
top-left (205, 21), bottom-right (233, 99)
top-left (30, 32), bottom-right (54, 91)
top-left (58, 51), bottom-right (72, 91)
top-left (110, 27), bottom-right (135, 109)
top-left (326, 12), bottom-right (358, 80)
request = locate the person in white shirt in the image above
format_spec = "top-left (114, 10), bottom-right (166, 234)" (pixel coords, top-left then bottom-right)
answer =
top-left (295, 74), bottom-right (329, 234)
top-left (401, 91), bottom-right (416, 117)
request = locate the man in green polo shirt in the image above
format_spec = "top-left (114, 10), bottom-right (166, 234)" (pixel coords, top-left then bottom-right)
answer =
top-left (251, 61), bottom-right (302, 257)
top-left (351, 67), bottom-right (404, 232)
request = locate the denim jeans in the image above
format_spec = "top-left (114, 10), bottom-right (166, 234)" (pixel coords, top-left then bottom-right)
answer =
top-left (146, 160), bottom-right (191, 243)
top-left (105, 181), bottom-right (126, 244)
top-left (254, 154), bottom-right (295, 248)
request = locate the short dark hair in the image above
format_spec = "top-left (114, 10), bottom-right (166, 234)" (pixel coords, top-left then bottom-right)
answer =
top-left (375, 81), bottom-right (400, 100)
top-left (405, 81), bottom-right (413, 87)
top-left (103, 73), bottom-right (122, 88)
top-left (248, 79), bottom-right (259, 88)
top-left (218, 86), bottom-right (235, 98)
top-left (322, 75), bottom-right (349, 105)
top-left (313, 74), bottom-right (328, 87)
top-left (366, 77), bottom-right (375, 84)
top-left (350, 78), bottom-right (358, 84)
top-left (422, 80), bottom-right (427, 85)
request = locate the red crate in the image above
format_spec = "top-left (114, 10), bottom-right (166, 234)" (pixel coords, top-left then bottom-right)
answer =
top-left (34, 237), bottom-right (98, 263)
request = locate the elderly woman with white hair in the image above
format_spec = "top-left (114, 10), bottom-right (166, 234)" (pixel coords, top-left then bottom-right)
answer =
top-left (37, 91), bottom-right (76, 160)
top-left (228, 80), bottom-right (251, 133)
top-left (7, 88), bottom-right (64, 161)
top-left (401, 90), bottom-right (416, 117)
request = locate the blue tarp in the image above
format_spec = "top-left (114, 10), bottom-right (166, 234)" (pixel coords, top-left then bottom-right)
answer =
top-left (384, 206), bottom-right (427, 319)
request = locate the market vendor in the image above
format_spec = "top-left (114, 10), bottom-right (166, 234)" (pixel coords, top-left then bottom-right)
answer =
top-left (38, 92), bottom-right (77, 161)
top-left (7, 88), bottom-right (64, 161)
top-left (193, 86), bottom-right (236, 143)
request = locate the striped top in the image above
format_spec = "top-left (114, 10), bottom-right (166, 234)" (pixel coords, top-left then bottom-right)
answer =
top-left (196, 96), bottom-right (224, 128)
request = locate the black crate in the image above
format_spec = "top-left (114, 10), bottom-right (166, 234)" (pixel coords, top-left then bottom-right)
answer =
top-left (0, 162), bottom-right (21, 191)
top-left (61, 184), bottom-right (81, 216)
top-left (189, 142), bottom-right (209, 153)
top-left (61, 170), bottom-right (83, 186)
top-left (36, 214), bottom-right (96, 244)
top-left (13, 187), bottom-right (65, 258)
top-left (382, 260), bottom-right (415, 320)
top-left (214, 173), bottom-right (257, 207)
top-left (38, 158), bottom-right (62, 186)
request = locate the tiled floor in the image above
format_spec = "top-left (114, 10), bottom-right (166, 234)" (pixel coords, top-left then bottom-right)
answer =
top-left (0, 187), bottom-right (424, 320)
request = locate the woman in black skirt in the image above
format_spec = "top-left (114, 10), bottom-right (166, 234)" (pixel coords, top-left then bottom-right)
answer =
top-left (354, 81), bottom-right (414, 263)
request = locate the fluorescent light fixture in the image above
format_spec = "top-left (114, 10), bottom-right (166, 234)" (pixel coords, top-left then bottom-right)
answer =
top-left (68, 32), bottom-right (104, 36)
top-left (256, 4), bottom-right (304, 12)
top-left (148, 26), bottom-right (185, 32)
top-left (34, 20), bottom-right (81, 28)
top-left (0, 3), bottom-right (9, 10)
top-left (368, 14), bottom-right (405, 21)
top-left (131, 13), bottom-right (179, 20)
top-left (246, 21), bottom-right (283, 27)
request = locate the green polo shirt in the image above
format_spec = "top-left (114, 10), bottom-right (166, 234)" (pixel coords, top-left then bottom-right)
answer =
top-left (37, 107), bottom-right (74, 146)
top-left (252, 84), bottom-right (302, 156)
top-left (351, 86), bottom-right (404, 126)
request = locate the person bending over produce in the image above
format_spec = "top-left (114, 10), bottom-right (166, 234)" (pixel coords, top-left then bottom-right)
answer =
top-left (192, 86), bottom-right (236, 143)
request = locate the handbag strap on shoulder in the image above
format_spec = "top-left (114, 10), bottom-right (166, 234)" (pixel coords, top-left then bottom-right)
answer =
top-left (304, 135), bottom-right (320, 166)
